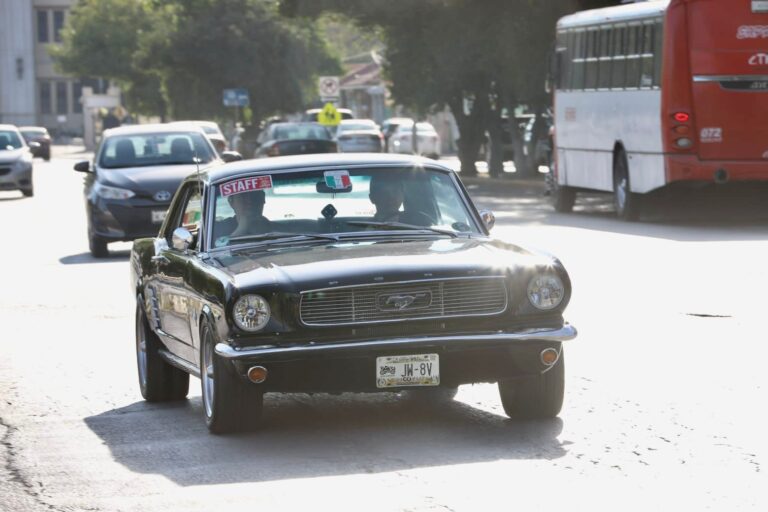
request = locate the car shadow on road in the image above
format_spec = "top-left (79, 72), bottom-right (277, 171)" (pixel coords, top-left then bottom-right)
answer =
top-left (84, 391), bottom-right (566, 486)
top-left (0, 195), bottom-right (25, 202)
top-left (465, 178), bottom-right (768, 242)
top-left (59, 251), bottom-right (131, 265)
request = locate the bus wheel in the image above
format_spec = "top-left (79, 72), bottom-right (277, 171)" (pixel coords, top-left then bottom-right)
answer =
top-left (551, 178), bottom-right (576, 213)
top-left (613, 150), bottom-right (641, 221)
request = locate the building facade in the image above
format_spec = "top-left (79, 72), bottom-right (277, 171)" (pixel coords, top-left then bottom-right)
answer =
top-left (0, 0), bottom-right (91, 136)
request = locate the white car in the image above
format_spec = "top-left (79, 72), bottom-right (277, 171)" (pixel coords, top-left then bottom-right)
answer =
top-left (0, 124), bottom-right (34, 197)
top-left (387, 121), bottom-right (441, 159)
top-left (170, 120), bottom-right (227, 154)
top-left (335, 119), bottom-right (384, 153)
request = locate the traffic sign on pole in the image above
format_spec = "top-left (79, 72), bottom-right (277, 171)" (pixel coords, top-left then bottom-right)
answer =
top-left (318, 76), bottom-right (340, 101)
top-left (223, 88), bottom-right (250, 107)
top-left (317, 102), bottom-right (342, 127)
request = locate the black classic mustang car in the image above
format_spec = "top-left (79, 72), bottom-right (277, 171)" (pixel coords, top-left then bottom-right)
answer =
top-left (130, 153), bottom-right (576, 434)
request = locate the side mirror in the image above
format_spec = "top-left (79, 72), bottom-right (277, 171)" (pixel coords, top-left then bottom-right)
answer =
top-left (171, 227), bottom-right (193, 252)
top-left (479, 209), bottom-right (495, 231)
top-left (221, 151), bottom-right (243, 163)
top-left (74, 160), bottom-right (91, 173)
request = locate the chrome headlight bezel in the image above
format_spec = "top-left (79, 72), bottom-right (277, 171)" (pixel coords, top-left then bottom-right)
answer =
top-left (527, 273), bottom-right (565, 311)
top-left (232, 294), bottom-right (271, 332)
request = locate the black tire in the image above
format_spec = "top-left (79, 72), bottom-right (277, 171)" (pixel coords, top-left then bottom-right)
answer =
top-left (498, 351), bottom-right (565, 420)
top-left (614, 149), bottom-right (642, 221)
top-left (200, 322), bottom-right (263, 434)
top-left (89, 233), bottom-right (109, 258)
top-left (43, 152), bottom-right (51, 161)
top-left (21, 186), bottom-right (34, 198)
top-left (550, 178), bottom-right (576, 213)
top-left (136, 304), bottom-right (189, 402)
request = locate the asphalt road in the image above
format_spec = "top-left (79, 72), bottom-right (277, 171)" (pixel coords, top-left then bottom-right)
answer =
top-left (0, 149), bottom-right (766, 511)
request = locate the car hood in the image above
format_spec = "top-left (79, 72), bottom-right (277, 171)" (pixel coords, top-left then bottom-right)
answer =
top-left (0, 149), bottom-right (27, 164)
top-left (97, 164), bottom-right (200, 196)
top-left (213, 237), bottom-right (554, 292)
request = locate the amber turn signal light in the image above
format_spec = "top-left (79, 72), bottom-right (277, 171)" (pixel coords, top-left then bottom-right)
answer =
top-left (540, 348), bottom-right (560, 366)
top-left (247, 366), bottom-right (268, 384)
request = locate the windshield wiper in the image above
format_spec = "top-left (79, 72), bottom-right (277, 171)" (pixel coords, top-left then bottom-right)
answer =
top-left (345, 221), bottom-right (459, 238)
top-left (228, 232), bottom-right (340, 244)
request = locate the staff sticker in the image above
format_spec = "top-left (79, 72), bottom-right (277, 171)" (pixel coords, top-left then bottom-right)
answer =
top-left (324, 170), bottom-right (352, 190)
top-left (220, 176), bottom-right (273, 197)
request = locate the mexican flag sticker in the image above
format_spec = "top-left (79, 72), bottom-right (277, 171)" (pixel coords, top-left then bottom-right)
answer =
top-left (324, 170), bottom-right (351, 190)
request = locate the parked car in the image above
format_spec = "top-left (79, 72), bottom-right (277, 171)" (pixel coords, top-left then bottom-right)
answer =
top-left (253, 122), bottom-right (337, 158)
top-left (74, 124), bottom-right (241, 258)
top-left (335, 119), bottom-right (384, 153)
top-left (170, 121), bottom-right (228, 154)
top-left (380, 117), bottom-right (413, 152)
top-left (387, 121), bottom-right (441, 159)
top-left (19, 126), bottom-right (51, 161)
top-left (0, 124), bottom-right (35, 197)
top-left (129, 152), bottom-right (576, 433)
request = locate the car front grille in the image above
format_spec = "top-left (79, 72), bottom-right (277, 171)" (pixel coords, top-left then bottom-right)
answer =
top-left (300, 277), bottom-right (508, 326)
top-left (0, 167), bottom-right (11, 177)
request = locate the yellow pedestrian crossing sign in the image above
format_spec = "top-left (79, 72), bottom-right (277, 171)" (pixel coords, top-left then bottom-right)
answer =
top-left (318, 102), bottom-right (342, 126)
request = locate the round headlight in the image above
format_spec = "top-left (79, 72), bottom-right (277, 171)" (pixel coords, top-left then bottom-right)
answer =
top-left (527, 274), bottom-right (565, 311)
top-left (233, 295), bottom-right (271, 332)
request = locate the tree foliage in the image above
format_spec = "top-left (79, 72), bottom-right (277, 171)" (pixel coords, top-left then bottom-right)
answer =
top-left (54, 0), bottom-right (341, 119)
top-left (281, 0), bottom-right (622, 175)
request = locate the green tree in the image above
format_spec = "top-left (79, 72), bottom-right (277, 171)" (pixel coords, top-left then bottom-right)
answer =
top-left (54, 0), bottom-right (341, 121)
top-left (52, 0), bottom-right (166, 115)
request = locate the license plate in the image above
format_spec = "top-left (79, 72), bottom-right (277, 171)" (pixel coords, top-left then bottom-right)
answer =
top-left (376, 353), bottom-right (439, 388)
top-left (151, 210), bottom-right (167, 223)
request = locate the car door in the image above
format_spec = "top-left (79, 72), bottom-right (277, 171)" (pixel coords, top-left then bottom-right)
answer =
top-left (154, 182), bottom-right (203, 364)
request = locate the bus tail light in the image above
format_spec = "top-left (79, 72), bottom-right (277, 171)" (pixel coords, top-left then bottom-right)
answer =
top-left (673, 125), bottom-right (690, 135)
top-left (675, 138), bottom-right (693, 149)
top-left (674, 112), bottom-right (690, 123)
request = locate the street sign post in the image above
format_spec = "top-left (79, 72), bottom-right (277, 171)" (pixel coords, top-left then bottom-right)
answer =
top-left (318, 76), bottom-right (340, 102)
top-left (223, 88), bottom-right (250, 127)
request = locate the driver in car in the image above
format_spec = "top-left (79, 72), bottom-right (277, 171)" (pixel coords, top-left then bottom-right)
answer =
top-left (369, 174), bottom-right (432, 226)
top-left (226, 189), bottom-right (272, 237)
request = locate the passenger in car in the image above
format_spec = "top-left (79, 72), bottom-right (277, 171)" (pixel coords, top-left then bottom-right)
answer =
top-left (225, 189), bottom-right (273, 237)
top-left (369, 174), bottom-right (433, 225)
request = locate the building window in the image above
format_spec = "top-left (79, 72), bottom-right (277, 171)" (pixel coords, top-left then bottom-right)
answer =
top-left (40, 82), bottom-right (52, 114)
top-left (53, 11), bottom-right (65, 43)
top-left (72, 82), bottom-right (83, 114)
top-left (37, 10), bottom-right (49, 43)
top-left (56, 82), bottom-right (69, 114)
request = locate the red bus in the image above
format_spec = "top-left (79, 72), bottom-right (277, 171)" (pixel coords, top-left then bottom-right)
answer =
top-left (552, 0), bottom-right (768, 219)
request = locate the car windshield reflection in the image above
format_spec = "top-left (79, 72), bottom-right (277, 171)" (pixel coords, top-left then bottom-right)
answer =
top-left (211, 167), bottom-right (481, 249)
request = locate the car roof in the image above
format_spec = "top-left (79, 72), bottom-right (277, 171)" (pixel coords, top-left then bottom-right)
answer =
top-left (102, 123), bottom-right (206, 137)
top-left (340, 119), bottom-right (377, 125)
top-left (305, 107), bottom-right (353, 114)
top-left (0, 124), bottom-right (22, 132)
top-left (197, 153), bottom-right (453, 184)
top-left (18, 126), bottom-right (48, 132)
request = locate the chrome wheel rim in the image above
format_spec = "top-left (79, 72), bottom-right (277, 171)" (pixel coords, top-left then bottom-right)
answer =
top-left (202, 331), bottom-right (215, 418)
top-left (136, 312), bottom-right (148, 390)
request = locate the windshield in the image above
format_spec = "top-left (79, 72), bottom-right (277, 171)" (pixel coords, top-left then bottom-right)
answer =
top-left (200, 124), bottom-right (221, 135)
top-left (98, 132), bottom-right (215, 169)
top-left (399, 123), bottom-right (437, 134)
top-left (272, 124), bottom-right (332, 141)
top-left (210, 167), bottom-right (481, 248)
top-left (0, 130), bottom-right (24, 150)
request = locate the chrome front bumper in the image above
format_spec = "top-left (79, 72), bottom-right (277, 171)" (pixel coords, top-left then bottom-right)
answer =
top-left (215, 324), bottom-right (577, 361)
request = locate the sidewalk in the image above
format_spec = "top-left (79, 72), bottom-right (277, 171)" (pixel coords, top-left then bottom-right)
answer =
top-left (51, 144), bottom-right (92, 160)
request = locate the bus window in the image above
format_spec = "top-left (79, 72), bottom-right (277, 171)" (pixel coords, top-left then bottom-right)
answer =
top-left (653, 19), bottom-right (663, 87)
top-left (611, 26), bottom-right (627, 90)
top-left (625, 25), bottom-right (642, 88)
top-left (572, 30), bottom-right (586, 90)
top-left (640, 23), bottom-right (655, 88)
top-left (598, 27), bottom-right (612, 89)
top-left (585, 29), bottom-right (599, 90)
